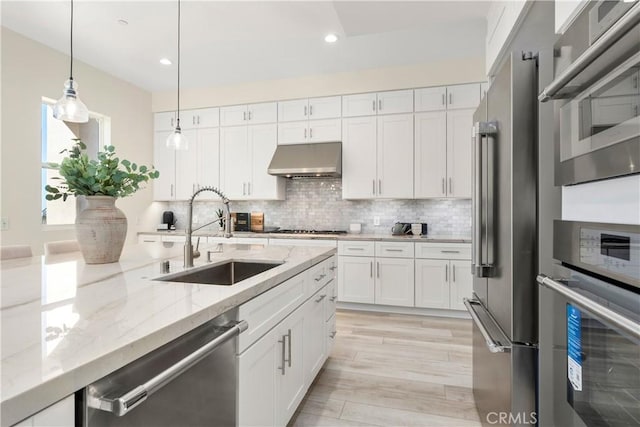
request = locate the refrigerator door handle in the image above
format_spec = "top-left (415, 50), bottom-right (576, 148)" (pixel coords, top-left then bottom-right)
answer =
top-left (472, 121), bottom-right (497, 277)
top-left (464, 298), bottom-right (511, 353)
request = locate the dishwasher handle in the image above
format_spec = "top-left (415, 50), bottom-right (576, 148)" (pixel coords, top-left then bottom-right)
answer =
top-left (88, 320), bottom-right (248, 417)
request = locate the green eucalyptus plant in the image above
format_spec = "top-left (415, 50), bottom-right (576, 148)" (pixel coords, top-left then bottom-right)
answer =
top-left (45, 139), bottom-right (159, 201)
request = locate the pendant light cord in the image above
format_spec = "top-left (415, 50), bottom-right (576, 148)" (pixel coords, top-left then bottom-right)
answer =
top-left (70, 0), bottom-right (74, 80)
top-left (176, 0), bottom-right (181, 127)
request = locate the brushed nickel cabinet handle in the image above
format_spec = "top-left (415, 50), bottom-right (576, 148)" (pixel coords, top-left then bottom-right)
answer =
top-left (247, 182), bottom-right (251, 195)
top-left (442, 178), bottom-right (445, 194)
top-left (310, 128), bottom-right (313, 139)
top-left (248, 111), bottom-right (252, 121)
top-left (304, 105), bottom-right (308, 116)
top-left (372, 100), bottom-right (376, 111)
top-left (287, 329), bottom-right (292, 367)
top-left (315, 294), bottom-right (327, 303)
top-left (170, 184), bottom-right (174, 198)
top-left (378, 99), bottom-right (382, 110)
top-left (309, 105), bottom-right (313, 115)
top-left (453, 264), bottom-right (456, 282)
top-left (330, 331), bottom-right (337, 338)
top-left (329, 295), bottom-right (337, 302)
top-left (377, 262), bottom-right (380, 278)
top-left (449, 93), bottom-right (452, 104)
top-left (373, 179), bottom-right (376, 195)
top-left (278, 334), bottom-right (287, 375)
top-left (445, 264), bottom-right (448, 282)
top-left (441, 94), bottom-right (445, 105)
top-left (378, 180), bottom-right (382, 195)
top-left (304, 128), bottom-right (307, 139)
top-left (243, 111), bottom-right (246, 121)
top-left (370, 261), bottom-right (373, 278)
top-left (449, 178), bottom-right (453, 194)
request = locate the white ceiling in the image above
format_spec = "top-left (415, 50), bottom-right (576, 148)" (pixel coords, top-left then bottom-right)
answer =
top-left (1, 1), bottom-right (490, 92)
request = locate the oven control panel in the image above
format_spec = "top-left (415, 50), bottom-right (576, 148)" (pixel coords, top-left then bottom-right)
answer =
top-left (580, 227), bottom-right (640, 282)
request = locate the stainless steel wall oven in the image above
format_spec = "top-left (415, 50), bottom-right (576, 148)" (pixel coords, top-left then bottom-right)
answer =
top-left (538, 220), bottom-right (640, 427)
top-left (539, 1), bottom-right (640, 186)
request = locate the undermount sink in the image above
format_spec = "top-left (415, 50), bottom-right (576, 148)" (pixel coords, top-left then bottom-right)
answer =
top-left (157, 260), bottom-right (282, 285)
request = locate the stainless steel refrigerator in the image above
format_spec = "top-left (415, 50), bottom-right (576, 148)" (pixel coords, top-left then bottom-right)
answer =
top-left (465, 52), bottom-right (539, 426)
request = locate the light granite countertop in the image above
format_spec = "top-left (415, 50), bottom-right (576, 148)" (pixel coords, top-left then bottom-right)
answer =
top-left (0, 242), bottom-right (335, 426)
top-left (140, 230), bottom-right (472, 244)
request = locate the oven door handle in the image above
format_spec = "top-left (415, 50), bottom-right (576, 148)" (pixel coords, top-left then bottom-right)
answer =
top-left (537, 274), bottom-right (640, 340)
top-left (464, 298), bottom-right (512, 353)
top-left (87, 320), bottom-right (248, 417)
top-left (539, 3), bottom-right (640, 102)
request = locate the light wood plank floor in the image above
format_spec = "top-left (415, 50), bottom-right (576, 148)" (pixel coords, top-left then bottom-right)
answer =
top-left (289, 310), bottom-right (481, 427)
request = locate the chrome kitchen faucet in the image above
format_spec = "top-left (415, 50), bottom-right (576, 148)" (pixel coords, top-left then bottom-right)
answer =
top-left (185, 186), bottom-right (232, 268)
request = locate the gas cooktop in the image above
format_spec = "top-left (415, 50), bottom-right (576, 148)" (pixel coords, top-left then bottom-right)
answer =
top-left (271, 229), bottom-right (348, 235)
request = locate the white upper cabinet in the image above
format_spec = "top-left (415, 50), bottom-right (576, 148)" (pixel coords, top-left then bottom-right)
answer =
top-left (446, 109), bottom-right (474, 198)
top-left (415, 84), bottom-right (480, 112)
top-left (555, 0), bottom-right (588, 34)
top-left (342, 114), bottom-right (413, 199)
top-left (485, 0), bottom-right (531, 77)
top-left (414, 111), bottom-right (448, 198)
top-left (154, 111), bottom-right (177, 132)
top-left (220, 102), bottom-right (277, 126)
top-left (278, 96), bottom-right (341, 122)
top-left (277, 97), bottom-right (341, 144)
top-left (153, 130), bottom-right (175, 201)
top-left (414, 86), bottom-right (448, 112)
top-left (342, 90), bottom-right (413, 117)
top-left (182, 107), bottom-right (219, 129)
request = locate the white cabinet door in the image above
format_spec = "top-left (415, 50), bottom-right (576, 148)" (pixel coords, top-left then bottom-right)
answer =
top-left (481, 82), bottom-right (490, 102)
top-left (446, 109), bottom-right (474, 198)
top-left (415, 111), bottom-right (447, 198)
top-left (375, 257), bottom-right (414, 307)
top-left (196, 107), bottom-right (220, 128)
top-left (278, 99), bottom-right (308, 122)
top-left (303, 289), bottom-right (327, 386)
top-left (30, 395), bottom-right (74, 427)
top-left (154, 111), bottom-right (176, 131)
top-left (277, 121), bottom-right (308, 145)
top-left (153, 131), bottom-right (176, 200)
top-left (308, 96), bottom-right (341, 119)
top-left (376, 114), bottom-right (414, 199)
top-left (415, 87), bottom-right (447, 112)
top-left (248, 102), bottom-right (278, 124)
top-left (197, 127), bottom-right (220, 197)
top-left (326, 314), bottom-right (336, 356)
top-left (447, 84), bottom-right (481, 110)
top-left (238, 326), bottom-right (278, 427)
top-left (308, 119), bottom-right (341, 143)
top-left (181, 110), bottom-right (199, 130)
top-left (220, 105), bottom-right (248, 126)
top-left (338, 256), bottom-right (374, 303)
top-left (450, 260), bottom-right (472, 310)
top-left (248, 124), bottom-right (284, 200)
top-left (377, 89), bottom-right (414, 115)
top-left (220, 126), bottom-right (249, 199)
top-left (276, 307), bottom-right (306, 427)
top-left (415, 259), bottom-right (449, 309)
top-left (342, 93), bottom-right (377, 117)
top-left (342, 116), bottom-right (377, 199)
top-left (174, 129), bottom-right (198, 200)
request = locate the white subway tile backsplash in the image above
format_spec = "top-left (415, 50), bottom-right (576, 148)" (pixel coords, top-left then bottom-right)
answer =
top-left (164, 179), bottom-right (471, 236)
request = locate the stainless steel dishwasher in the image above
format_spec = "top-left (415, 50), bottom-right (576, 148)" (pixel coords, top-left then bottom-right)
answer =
top-left (81, 312), bottom-right (247, 426)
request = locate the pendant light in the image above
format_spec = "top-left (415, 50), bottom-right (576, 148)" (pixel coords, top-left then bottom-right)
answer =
top-left (166, 0), bottom-right (188, 150)
top-left (53, 0), bottom-right (89, 123)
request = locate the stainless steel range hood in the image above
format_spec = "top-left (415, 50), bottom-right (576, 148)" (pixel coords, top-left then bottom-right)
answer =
top-left (268, 141), bottom-right (342, 178)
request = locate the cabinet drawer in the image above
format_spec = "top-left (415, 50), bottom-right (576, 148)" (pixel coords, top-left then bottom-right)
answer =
top-left (338, 241), bottom-right (375, 257)
top-left (268, 238), bottom-right (337, 247)
top-left (307, 257), bottom-right (334, 296)
top-left (138, 234), bottom-right (160, 243)
top-left (415, 243), bottom-right (471, 260)
top-left (161, 235), bottom-right (185, 243)
top-left (238, 273), bottom-right (306, 353)
top-left (375, 241), bottom-right (414, 258)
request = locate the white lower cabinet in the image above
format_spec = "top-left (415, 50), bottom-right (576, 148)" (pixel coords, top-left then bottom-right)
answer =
top-left (237, 256), bottom-right (336, 427)
top-left (13, 395), bottom-right (74, 427)
top-left (338, 241), bottom-right (414, 307)
top-left (375, 257), bottom-right (415, 307)
top-left (414, 243), bottom-right (472, 310)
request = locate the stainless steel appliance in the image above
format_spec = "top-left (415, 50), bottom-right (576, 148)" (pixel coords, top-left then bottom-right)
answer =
top-left (537, 220), bottom-right (640, 427)
top-left (81, 313), bottom-right (247, 426)
top-left (268, 141), bottom-right (342, 178)
top-left (465, 51), bottom-right (539, 425)
top-left (539, 1), bottom-right (640, 186)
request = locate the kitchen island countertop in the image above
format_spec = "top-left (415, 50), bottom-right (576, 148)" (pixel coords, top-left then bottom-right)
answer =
top-left (0, 242), bottom-right (335, 426)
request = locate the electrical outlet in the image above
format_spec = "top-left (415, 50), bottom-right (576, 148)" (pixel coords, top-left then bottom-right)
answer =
top-left (373, 216), bottom-right (380, 226)
top-left (1, 217), bottom-right (8, 230)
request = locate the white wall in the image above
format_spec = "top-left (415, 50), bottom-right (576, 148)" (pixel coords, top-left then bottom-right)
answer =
top-left (0, 28), bottom-right (159, 254)
top-left (152, 56), bottom-right (486, 111)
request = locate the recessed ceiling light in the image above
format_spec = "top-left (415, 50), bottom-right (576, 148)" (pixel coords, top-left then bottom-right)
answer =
top-left (117, 19), bottom-right (128, 26)
top-left (160, 58), bottom-right (172, 66)
top-left (324, 33), bottom-right (338, 43)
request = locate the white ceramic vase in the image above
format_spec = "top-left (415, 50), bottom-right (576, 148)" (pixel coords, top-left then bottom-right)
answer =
top-left (76, 196), bottom-right (127, 264)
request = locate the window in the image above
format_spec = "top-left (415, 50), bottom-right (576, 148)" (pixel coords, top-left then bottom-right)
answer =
top-left (41, 99), bottom-right (109, 225)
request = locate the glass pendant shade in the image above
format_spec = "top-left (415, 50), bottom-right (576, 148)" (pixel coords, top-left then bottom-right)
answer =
top-left (166, 125), bottom-right (189, 150)
top-left (53, 79), bottom-right (89, 123)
